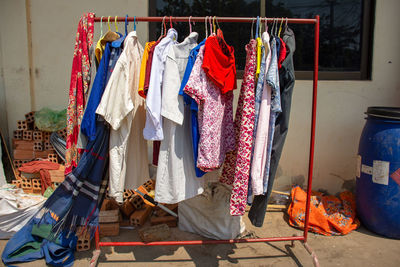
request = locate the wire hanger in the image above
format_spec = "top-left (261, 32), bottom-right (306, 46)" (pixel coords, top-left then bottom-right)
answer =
top-left (114, 16), bottom-right (119, 33)
top-left (100, 16), bottom-right (104, 37)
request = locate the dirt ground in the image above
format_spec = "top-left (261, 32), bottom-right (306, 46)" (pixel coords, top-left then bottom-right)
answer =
top-left (1, 211), bottom-right (399, 267)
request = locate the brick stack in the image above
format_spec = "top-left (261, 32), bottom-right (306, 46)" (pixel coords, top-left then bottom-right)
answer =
top-left (10, 111), bottom-right (68, 194)
top-left (12, 111), bottom-right (65, 165)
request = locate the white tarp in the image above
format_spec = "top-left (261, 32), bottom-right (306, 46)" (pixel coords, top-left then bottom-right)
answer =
top-left (178, 182), bottom-right (245, 240)
top-left (0, 186), bottom-right (46, 239)
top-left (0, 141), bottom-right (7, 186)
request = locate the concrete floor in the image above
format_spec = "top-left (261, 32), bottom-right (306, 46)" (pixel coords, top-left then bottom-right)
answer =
top-left (1, 211), bottom-right (400, 267)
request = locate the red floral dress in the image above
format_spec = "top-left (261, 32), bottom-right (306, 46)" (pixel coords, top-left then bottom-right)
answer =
top-left (65, 13), bottom-right (95, 174)
top-left (220, 39), bottom-right (257, 216)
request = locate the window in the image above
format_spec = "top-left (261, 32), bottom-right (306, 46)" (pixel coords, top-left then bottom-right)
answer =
top-left (149, 0), bottom-right (375, 80)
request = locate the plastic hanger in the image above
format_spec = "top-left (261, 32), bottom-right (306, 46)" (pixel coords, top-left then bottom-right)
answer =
top-left (189, 16), bottom-right (193, 33)
top-left (278, 17), bottom-right (284, 37)
top-left (205, 16), bottom-right (208, 38)
top-left (255, 16), bottom-right (260, 39)
top-left (169, 16), bottom-right (173, 28)
top-left (251, 17), bottom-right (255, 39)
top-left (158, 16), bottom-right (166, 41)
top-left (212, 16), bottom-right (216, 35)
top-left (100, 16), bottom-right (120, 44)
top-left (114, 16), bottom-right (119, 33)
top-left (111, 15), bottom-right (128, 48)
top-left (209, 16), bottom-right (213, 36)
top-left (133, 16), bottom-right (137, 31)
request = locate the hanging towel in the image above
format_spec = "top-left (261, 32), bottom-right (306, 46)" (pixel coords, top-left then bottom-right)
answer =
top-left (65, 13), bottom-right (95, 175)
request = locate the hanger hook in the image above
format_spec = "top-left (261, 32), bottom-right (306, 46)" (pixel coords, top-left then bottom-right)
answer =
top-left (278, 17), bottom-right (284, 37)
top-left (209, 16), bottom-right (212, 36)
top-left (100, 16), bottom-right (104, 36)
top-left (255, 16), bottom-right (260, 39)
top-left (215, 16), bottom-right (220, 30)
top-left (264, 17), bottom-right (268, 32)
top-left (169, 16), bottom-right (173, 28)
top-left (205, 16), bottom-right (208, 38)
top-left (189, 16), bottom-right (192, 33)
top-left (108, 16), bottom-right (111, 31)
top-left (285, 17), bottom-right (288, 30)
top-left (251, 17), bottom-right (255, 39)
top-left (114, 16), bottom-right (118, 32)
top-left (125, 15), bottom-right (129, 34)
top-left (212, 16), bottom-right (216, 34)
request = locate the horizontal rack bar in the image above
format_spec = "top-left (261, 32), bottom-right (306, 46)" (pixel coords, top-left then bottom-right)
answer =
top-left (93, 16), bottom-right (317, 24)
top-left (99, 236), bottom-right (305, 247)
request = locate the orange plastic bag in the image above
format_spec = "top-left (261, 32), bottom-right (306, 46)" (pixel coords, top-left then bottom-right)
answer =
top-left (287, 186), bottom-right (360, 236)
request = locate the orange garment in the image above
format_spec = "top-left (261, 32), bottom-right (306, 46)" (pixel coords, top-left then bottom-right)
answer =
top-left (18, 161), bottom-right (61, 195)
top-left (138, 41), bottom-right (156, 98)
top-left (287, 186), bottom-right (360, 236)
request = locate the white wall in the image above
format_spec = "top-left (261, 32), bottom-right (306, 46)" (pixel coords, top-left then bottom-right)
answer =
top-left (0, 0), bottom-right (399, 194)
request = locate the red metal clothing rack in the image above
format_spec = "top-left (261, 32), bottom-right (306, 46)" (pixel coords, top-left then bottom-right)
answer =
top-left (90, 15), bottom-right (320, 267)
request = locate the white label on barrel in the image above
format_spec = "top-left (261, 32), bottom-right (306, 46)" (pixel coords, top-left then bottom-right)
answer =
top-left (361, 164), bottom-right (373, 175)
top-left (356, 155), bottom-right (361, 178)
top-left (372, 160), bottom-right (390, 185)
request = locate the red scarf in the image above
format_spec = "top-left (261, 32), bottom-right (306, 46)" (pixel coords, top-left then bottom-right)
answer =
top-left (65, 13), bottom-right (94, 174)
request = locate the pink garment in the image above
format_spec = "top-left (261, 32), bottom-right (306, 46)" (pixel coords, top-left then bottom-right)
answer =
top-left (220, 39), bottom-right (257, 216)
top-left (184, 46), bottom-right (235, 171)
top-left (251, 34), bottom-right (273, 195)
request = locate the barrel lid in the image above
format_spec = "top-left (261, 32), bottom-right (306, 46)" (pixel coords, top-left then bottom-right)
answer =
top-left (366, 107), bottom-right (400, 120)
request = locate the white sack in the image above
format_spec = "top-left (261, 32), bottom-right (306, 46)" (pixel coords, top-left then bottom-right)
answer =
top-left (178, 182), bottom-right (245, 240)
top-left (0, 186), bottom-right (46, 239)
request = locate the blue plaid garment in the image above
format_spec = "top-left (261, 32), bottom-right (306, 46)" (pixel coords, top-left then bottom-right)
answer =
top-left (2, 120), bottom-right (110, 267)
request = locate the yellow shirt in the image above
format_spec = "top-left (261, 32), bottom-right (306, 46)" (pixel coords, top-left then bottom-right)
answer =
top-left (138, 41), bottom-right (156, 98)
top-left (95, 31), bottom-right (120, 63)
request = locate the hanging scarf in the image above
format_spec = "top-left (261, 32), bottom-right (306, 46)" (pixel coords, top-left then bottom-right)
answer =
top-left (65, 13), bottom-right (95, 175)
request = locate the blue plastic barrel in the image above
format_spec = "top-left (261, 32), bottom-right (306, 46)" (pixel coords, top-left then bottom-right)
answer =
top-left (356, 107), bottom-right (400, 238)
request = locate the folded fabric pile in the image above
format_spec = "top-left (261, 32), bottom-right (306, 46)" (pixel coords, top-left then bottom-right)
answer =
top-left (287, 186), bottom-right (360, 236)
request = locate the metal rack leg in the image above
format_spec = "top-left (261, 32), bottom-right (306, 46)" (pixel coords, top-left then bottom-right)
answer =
top-left (89, 227), bottom-right (101, 267)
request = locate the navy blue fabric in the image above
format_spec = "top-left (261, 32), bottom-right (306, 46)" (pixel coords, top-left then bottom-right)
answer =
top-left (179, 38), bottom-right (206, 177)
top-left (2, 215), bottom-right (76, 267)
top-left (81, 43), bottom-right (112, 141)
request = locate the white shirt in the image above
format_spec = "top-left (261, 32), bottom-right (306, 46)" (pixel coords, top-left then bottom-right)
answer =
top-left (96, 31), bottom-right (150, 203)
top-left (143, 28), bottom-right (178, 140)
top-left (154, 32), bottom-right (208, 204)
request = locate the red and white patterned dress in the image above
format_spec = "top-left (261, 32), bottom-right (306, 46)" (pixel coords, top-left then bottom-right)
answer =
top-left (65, 13), bottom-right (95, 174)
top-left (220, 39), bottom-right (257, 216)
top-left (184, 45), bottom-right (235, 172)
